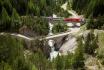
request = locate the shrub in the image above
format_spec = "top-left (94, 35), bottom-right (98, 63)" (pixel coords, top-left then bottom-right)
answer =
top-left (52, 22), bottom-right (68, 33)
top-left (84, 31), bottom-right (98, 55)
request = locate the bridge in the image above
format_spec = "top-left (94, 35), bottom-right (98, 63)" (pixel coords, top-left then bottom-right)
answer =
top-left (0, 31), bottom-right (74, 41)
top-left (0, 16), bottom-right (83, 59)
top-left (14, 32), bottom-right (67, 40)
top-left (1, 9), bottom-right (85, 59)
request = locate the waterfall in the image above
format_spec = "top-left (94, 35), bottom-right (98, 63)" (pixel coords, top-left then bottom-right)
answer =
top-left (48, 39), bottom-right (59, 60)
top-left (48, 22), bottom-right (59, 60)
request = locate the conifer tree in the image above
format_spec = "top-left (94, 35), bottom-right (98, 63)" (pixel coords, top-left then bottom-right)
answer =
top-left (55, 55), bottom-right (64, 70)
top-left (84, 31), bottom-right (98, 55)
top-left (72, 37), bottom-right (85, 69)
top-left (1, 7), bottom-right (10, 23)
top-left (64, 53), bottom-right (73, 69)
top-left (29, 50), bottom-right (48, 70)
top-left (0, 35), bottom-right (32, 70)
top-left (52, 22), bottom-right (68, 33)
top-left (67, 0), bottom-right (72, 10)
top-left (27, 0), bottom-right (36, 15)
top-left (11, 8), bottom-right (20, 32)
top-left (3, 0), bottom-right (12, 15)
top-left (0, 7), bottom-right (10, 31)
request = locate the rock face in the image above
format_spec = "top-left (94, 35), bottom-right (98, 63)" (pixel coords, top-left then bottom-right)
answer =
top-left (24, 39), bottom-right (51, 58)
top-left (59, 34), bottom-right (77, 55)
top-left (54, 36), bottom-right (68, 51)
top-left (19, 25), bottom-right (35, 37)
top-left (58, 30), bottom-right (89, 55)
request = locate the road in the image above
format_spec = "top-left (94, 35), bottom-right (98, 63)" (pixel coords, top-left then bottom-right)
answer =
top-left (0, 29), bottom-right (78, 41)
top-left (0, 33), bottom-right (34, 41)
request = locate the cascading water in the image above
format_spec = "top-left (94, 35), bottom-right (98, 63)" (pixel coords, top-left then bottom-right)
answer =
top-left (48, 22), bottom-right (53, 35)
top-left (48, 1), bottom-right (81, 59)
top-left (48, 22), bottom-right (59, 60)
top-left (48, 39), bottom-right (59, 60)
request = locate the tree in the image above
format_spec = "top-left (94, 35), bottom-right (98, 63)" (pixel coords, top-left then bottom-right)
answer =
top-left (72, 0), bottom-right (90, 14)
top-left (1, 7), bottom-right (10, 23)
top-left (0, 35), bottom-right (32, 70)
top-left (3, 0), bottom-right (12, 15)
top-left (72, 37), bottom-right (85, 69)
top-left (84, 31), bottom-right (98, 55)
top-left (29, 50), bottom-right (48, 70)
top-left (64, 53), bottom-right (73, 69)
top-left (57, 9), bottom-right (71, 18)
top-left (11, 8), bottom-right (20, 32)
top-left (27, 0), bottom-right (36, 15)
top-left (55, 55), bottom-right (64, 70)
top-left (32, 17), bottom-right (49, 35)
top-left (0, 7), bottom-right (10, 31)
top-left (86, 18), bottom-right (94, 29)
top-left (40, 0), bottom-right (46, 8)
top-left (72, 0), bottom-right (104, 17)
top-left (0, 62), bottom-right (12, 70)
top-left (67, 0), bottom-right (72, 10)
top-left (0, 0), bottom-right (3, 14)
top-left (52, 22), bottom-right (68, 33)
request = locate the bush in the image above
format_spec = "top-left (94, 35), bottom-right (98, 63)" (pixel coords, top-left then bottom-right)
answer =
top-left (52, 22), bottom-right (68, 33)
top-left (29, 50), bottom-right (48, 70)
top-left (64, 53), bottom-right (73, 69)
top-left (0, 35), bottom-right (32, 70)
top-left (84, 31), bottom-right (98, 55)
top-left (0, 7), bottom-right (11, 32)
top-left (11, 8), bottom-right (21, 32)
top-left (55, 55), bottom-right (64, 70)
top-left (32, 17), bottom-right (49, 35)
top-left (21, 16), bottom-right (49, 36)
top-left (72, 37), bottom-right (85, 69)
top-left (87, 16), bottom-right (104, 29)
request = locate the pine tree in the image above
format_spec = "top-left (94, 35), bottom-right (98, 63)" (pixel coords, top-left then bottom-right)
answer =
top-left (1, 7), bottom-right (10, 23)
top-left (64, 53), bottom-right (73, 69)
top-left (0, 35), bottom-right (32, 70)
top-left (52, 22), bottom-right (68, 33)
top-left (29, 50), bottom-right (48, 70)
top-left (3, 0), bottom-right (12, 15)
top-left (84, 31), bottom-right (98, 55)
top-left (0, 7), bottom-right (10, 31)
top-left (55, 55), bottom-right (64, 70)
top-left (72, 37), bottom-right (85, 70)
top-left (32, 17), bottom-right (49, 35)
top-left (67, 0), bottom-right (72, 10)
top-left (0, 62), bottom-right (12, 70)
top-left (11, 8), bottom-right (20, 32)
top-left (27, 0), bottom-right (36, 15)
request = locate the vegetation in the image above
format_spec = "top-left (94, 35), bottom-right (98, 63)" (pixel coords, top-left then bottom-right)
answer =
top-left (21, 16), bottom-right (49, 35)
top-left (11, 8), bottom-right (21, 32)
top-left (0, 0), bottom-right (104, 70)
top-left (96, 31), bottom-right (104, 65)
top-left (84, 31), bottom-right (98, 55)
top-left (71, 37), bottom-right (85, 70)
top-left (72, 0), bottom-right (104, 17)
top-left (86, 16), bottom-right (104, 30)
top-left (0, 35), bottom-right (32, 70)
top-left (0, 0), bottom-right (71, 35)
top-left (0, 34), bottom-right (86, 70)
top-left (52, 22), bottom-right (68, 33)
top-left (0, 7), bottom-right (10, 32)
top-left (73, 0), bottom-right (104, 30)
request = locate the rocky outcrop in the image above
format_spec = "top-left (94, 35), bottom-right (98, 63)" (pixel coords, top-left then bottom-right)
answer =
top-left (19, 25), bottom-right (35, 37)
top-left (59, 34), bottom-right (77, 55)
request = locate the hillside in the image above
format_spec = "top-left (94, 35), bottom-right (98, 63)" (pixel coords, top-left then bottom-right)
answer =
top-left (0, 0), bottom-right (104, 70)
